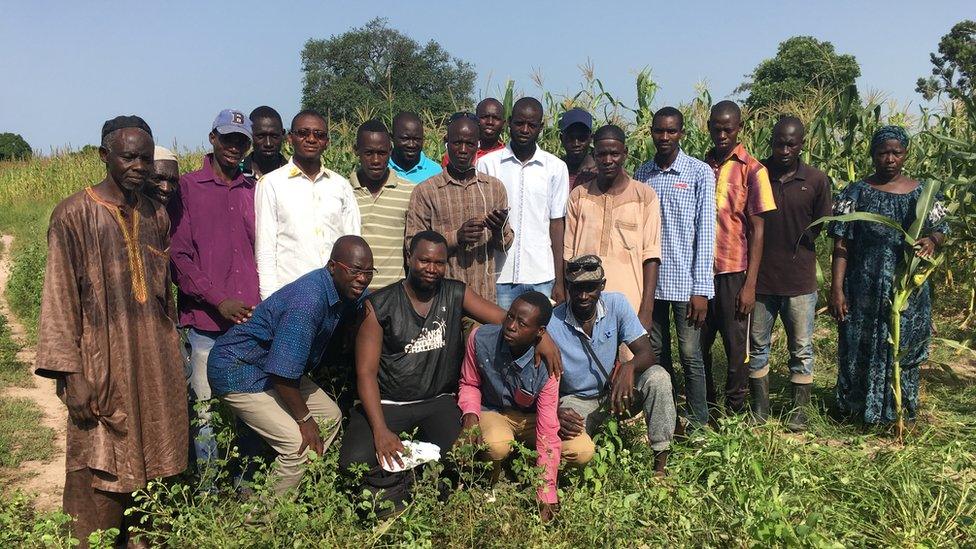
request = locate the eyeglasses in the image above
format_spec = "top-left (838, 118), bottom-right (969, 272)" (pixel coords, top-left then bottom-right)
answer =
top-left (332, 260), bottom-right (377, 280)
top-left (566, 262), bottom-right (601, 275)
top-left (568, 281), bottom-right (602, 293)
top-left (448, 112), bottom-right (479, 124)
top-left (290, 128), bottom-right (328, 141)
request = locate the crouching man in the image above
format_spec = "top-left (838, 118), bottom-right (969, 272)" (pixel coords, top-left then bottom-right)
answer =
top-left (458, 291), bottom-right (560, 520)
top-left (207, 236), bottom-right (373, 496)
top-left (552, 255), bottom-right (676, 475)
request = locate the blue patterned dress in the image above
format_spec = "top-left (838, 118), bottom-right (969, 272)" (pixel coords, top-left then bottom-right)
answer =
top-left (827, 180), bottom-right (949, 424)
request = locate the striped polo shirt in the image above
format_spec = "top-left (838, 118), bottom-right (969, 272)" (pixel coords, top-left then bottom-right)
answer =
top-left (349, 170), bottom-right (415, 289)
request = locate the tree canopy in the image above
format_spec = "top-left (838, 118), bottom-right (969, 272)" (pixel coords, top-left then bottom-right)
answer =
top-left (916, 19), bottom-right (976, 101)
top-left (0, 133), bottom-right (32, 161)
top-left (738, 36), bottom-right (861, 110)
top-left (300, 18), bottom-right (476, 122)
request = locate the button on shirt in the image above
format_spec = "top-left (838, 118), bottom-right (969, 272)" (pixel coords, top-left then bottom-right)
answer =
top-left (635, 150), bottom-right (716, 301)
top-left (207, 268), bottom-right (362, 396)
top-left (705, 143), bottom-right (776, 274)
top-left (255, 160), bottom-right (361, 299)
top-left (389, 152), bottom-right (442, 184)
top-left (547, 292), bottom-right (647, 398)
top-left (477, 145), bottom-right (570, 284)
top-left (457, 325), bottom-right (560, 504)
top-left (757, 161), bottom-right (832, 296)
top-left (169, 154), bottom-right (261, 332)
top-left (349, 170), bottom-right (415, 290)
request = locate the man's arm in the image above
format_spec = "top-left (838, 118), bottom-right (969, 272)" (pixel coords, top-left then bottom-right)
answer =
top-left (738, 214), bottom-right (764, 315)
top-left (458, 329), bottom-right (483, 441)
top-left (355, 302), bottom-right (405, 468)
top-left (342, 181), bottom-right (362, 237)
top-left (549, 218), bottom-right (566, 304)
top-left (168, 179), bottom-right (227, 308)
top-left (638, 260), bottom-right (659, 331)
top-left (610, 334), bottom-right (655, 416)
top-left (255, 178), bottom-right (280, 300)
top-left (270, 375), bottom-right (323, 455)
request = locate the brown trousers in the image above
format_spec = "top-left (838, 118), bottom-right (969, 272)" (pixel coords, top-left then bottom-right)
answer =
top-left (63, 468), bottom-right (133, 548)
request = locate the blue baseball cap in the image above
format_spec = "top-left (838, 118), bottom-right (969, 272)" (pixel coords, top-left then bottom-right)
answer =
top-left (212, 109), bottom-right (252, 139)
top-left (559, 108), bottom-right (593, 132)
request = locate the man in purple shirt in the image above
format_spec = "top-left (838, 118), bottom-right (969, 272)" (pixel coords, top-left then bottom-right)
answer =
top-left (169, 109), bottom-right (261, 467)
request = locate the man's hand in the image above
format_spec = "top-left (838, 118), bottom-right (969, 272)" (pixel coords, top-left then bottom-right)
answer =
top-left (461, 413), bottom-right (482, 447)
top-left (484, 209), bottom-right (508, 234)
top-left (534, 332), bottom-right (563, 378)
top-left (557, 407), bottom-right (585, 440)
top-left (297, 417), bottom-right (324, 456)
top-left (374, 427), bottom-right (406, 470)
top-left (610, 362), bottom-right (636, 416)
top-left (829, 287), bottom-right (848, 322)
top-left (551, 284), bottom-right (566, 305)
top-left (217, 299), bottom-right (254, 324)
top-left (736, 284), bottom-right (756, 316)
top-left (687, 295), bottom-right (708, 328)
top-left (64, 372), bottom-right (98, 425)
top-left (457, 218), bottom-right (485, 245)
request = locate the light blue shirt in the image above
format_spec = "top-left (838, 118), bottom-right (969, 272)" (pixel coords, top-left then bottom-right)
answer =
top-left (548, 292), bottom-right (647, 398)
top-left (634, 149), bottom-right (716, 301)
top-left (389, 152), bottom-right (442, 183)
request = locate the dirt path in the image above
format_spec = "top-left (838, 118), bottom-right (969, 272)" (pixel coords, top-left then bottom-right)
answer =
top-left (0, 234), bottom-right (66, 511)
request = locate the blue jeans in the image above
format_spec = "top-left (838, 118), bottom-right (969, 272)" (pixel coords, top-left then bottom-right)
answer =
top-left (649, 300), bottom-right (709, 427)
top-left (495, 281), bottom-right (555, 310)
top-left (748, 292), bottom-right (817, 384)
top-left (186, 328), bottom-right (220, 466)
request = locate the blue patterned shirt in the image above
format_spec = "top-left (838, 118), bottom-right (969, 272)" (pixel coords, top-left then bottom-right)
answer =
top-left (207, 268), bottom-right (363, 395)
top-left (634, 150), bottom-right (716, 301)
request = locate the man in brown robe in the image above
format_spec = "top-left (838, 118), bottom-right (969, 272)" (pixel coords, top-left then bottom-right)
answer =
top-left (34, 116), bottom-right (188, 546)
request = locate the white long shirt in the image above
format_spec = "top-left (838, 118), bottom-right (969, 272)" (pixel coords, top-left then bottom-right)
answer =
top-left (476, 145), bottom-right (569, 284)
top-left (255, 160), bottom-right (361, 299)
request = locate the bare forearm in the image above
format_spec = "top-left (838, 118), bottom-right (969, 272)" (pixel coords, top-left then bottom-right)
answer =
top-left (357, 375), bottom-right (388, 432)
top-left (270, 375), bottom-right (308, 420)
top-left (745, 216), bottom-right (764, 288)
top-left (831, 239), bottom-right (848, 292)
top-left (549, 219), bottom-right (565, 286)
top-left (638, 260), bottom-right (659, 327)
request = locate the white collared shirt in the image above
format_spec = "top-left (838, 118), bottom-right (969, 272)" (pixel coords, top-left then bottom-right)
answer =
top-left (476, 144), bottom-right (569, 284)
top-left (255, 159), bottom-right (361, 299)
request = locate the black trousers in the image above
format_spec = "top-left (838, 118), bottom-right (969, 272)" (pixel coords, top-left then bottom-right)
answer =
top-left (701, 272), bottom-right (750, 412)
top-left (339, 395), bottom-right (462, 508)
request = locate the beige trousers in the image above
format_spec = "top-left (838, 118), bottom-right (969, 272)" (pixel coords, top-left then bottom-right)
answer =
top-left (480, 409), bottom-right (538, 461)
top-left (222, 376), bottom-right (341, 496)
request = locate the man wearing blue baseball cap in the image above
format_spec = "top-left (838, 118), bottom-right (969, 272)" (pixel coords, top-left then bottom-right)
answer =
top-left (559, 108), bottom-right (597, 189)
top-left (169, 109), bottom-right (261, 472)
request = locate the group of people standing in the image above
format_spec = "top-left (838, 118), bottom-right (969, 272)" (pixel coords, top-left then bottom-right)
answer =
top-left (34, 94), bottom-right (947, 543)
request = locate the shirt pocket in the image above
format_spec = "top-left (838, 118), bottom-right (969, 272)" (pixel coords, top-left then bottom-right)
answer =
top-left (615, 220), bottom-right (640, 250)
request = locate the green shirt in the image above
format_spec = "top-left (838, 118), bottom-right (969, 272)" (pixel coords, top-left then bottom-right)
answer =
top-left (349, 170), bottom-right (415, 289)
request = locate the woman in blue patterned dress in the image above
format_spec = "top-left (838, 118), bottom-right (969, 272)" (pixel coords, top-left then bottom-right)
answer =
top-left (827, 126), bottom-right (949, 424)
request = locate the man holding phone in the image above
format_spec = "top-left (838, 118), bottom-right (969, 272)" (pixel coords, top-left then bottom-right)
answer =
top-left (406, 113), bottom-right (513, 304)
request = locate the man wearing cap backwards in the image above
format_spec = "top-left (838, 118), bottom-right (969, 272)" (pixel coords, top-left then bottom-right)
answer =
top-left (549, 255), bottom-right (675, 476)
top-left (564, 125), bottom-right (662, 362)
top-left (559, 108), bottom-right (598, 189)
top-left (169, 109), bottom-right (261, 469)
top-left (256, 109), bottom-right (361, 299)
top-left (35, 116), bottom-right (187, 546)
top-left (149, 146), bottom-right (180, 205)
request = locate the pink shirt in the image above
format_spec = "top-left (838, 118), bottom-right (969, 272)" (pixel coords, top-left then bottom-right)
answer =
top-left (457, 328), bottom-right (561, 503)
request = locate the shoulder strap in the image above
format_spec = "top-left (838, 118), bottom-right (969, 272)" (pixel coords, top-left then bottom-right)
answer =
top-left (572, 329), bottom-right (612, 380)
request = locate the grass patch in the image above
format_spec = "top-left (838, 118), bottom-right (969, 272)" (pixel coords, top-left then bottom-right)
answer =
top-left (0, 314), bottom-right (30, 388)
top-left (0, 397), bottom-right (54, 468)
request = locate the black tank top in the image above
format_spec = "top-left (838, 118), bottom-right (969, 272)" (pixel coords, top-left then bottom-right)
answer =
top-left (369, 279), bottom-right (466, 402)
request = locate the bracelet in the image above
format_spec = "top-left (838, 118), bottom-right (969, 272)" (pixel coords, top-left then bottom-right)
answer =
top-left (297, 412), bottom-right (313, 424)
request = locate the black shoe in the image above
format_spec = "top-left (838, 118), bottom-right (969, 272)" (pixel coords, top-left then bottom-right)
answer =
top-left (787, 383), bottom-right (812, 432)
top-left (748, 375), bottom-right (770, 424)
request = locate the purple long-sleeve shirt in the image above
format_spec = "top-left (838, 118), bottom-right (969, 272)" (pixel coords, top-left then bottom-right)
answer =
top-left (169, 154), bottom-right (260, 332)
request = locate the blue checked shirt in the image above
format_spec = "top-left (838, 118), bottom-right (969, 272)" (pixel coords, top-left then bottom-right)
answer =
top-left (634, 150), bottom-right (716, 301)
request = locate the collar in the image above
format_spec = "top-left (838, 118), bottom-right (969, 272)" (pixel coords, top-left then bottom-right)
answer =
top-left (707, 143), bottom-right (748, 167)
top-left (435, 169), bottom-right (486, 188)
top-left (564, 298), bottom-right (608, 336)
top-left (500, 143), bottom-right (544, 166)
top-left (350, 169), bottom-right (401, 191)
top-left (286, 158), bottom-right (331, 182)
top-left (648, 149), bottom-right (692, 175)
top-left (497, 335), bottom-right (536, 371)
top-left (200, 154), bottom-right (250, 188)
top-left (319, 268), bottom-right (342, 307)
top-left (389, 152), bottom-right (432, 175)
top-left (764, 159), bottom-right (811, 184)
top-left (242, 152), bottom-right (287, 177)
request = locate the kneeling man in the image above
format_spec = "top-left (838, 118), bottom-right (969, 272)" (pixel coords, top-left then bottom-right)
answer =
top-left (208, 236), bottom-right (373, 496)
top-left (552, 255), bottom-right (676, 475)
top-left (458, 291), bottom-right (560, 519)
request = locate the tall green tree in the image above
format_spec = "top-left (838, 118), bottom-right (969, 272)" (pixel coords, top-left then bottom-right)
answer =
top-left (0, 133), bottom-right (32, 161)
top-left (737, 36), bottom-right (860, 110)
top-left (916, 19), bottom-right (976, 101)
top-left (300, 18), bottom-right (475, 121)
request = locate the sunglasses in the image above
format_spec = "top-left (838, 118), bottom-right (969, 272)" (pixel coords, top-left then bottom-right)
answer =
top-left (569, 281), bottom-right (603, 293)
top-left (566, 262), bottom-right (601, 274)
top-left (290, 128), bottom-right (328, 141)
top-left (448, 112), bottom-right (480, 124)
top-left (332, 259), bottom-right (377, 280)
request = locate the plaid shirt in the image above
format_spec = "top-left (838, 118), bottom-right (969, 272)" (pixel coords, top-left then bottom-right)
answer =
top-left (634, 150), bottom-right (716, 301)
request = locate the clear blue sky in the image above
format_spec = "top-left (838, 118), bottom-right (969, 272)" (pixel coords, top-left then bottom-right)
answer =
top-left (1, 1), bottom-right (971, 153)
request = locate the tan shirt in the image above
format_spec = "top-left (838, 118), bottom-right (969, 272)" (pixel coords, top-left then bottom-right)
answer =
top-left (564, 177), bottom-right (662, 312)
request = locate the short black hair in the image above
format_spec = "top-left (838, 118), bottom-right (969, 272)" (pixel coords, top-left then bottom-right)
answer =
top-left (393, 111), bottom-right (422, 131)
top-left (408, 230), bottom-right (447, 254)
top-left (250, 106), bottom-right (283, 126)
top-left (592, 124), bottom-right (626, 143)
top-left (512, 97), bottom-right (543, 117)
top-left (291, 109), bottom-right (327, 129)
top-left (710, 100), bottom-right (741, 121)
top-left (653, 106), bottom-right (684, 130)
top-left (357, 119), bottom-right (390, 145)
top-left (513, 291), bottom-right (553, 327)
top-left (773, 115), bottom-right (806, 137)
